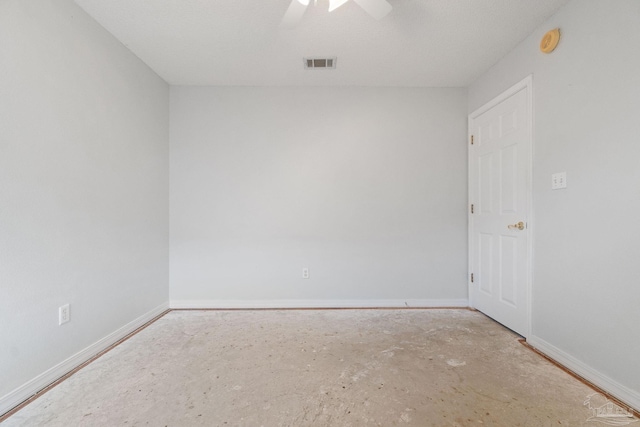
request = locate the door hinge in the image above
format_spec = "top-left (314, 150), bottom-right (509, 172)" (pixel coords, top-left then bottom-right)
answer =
top-left (470, 204), bottom-right (474, 214)
top-left (470, 135), bottom-right (474, 145)
top-left (470, 273), bottom-right (474, 283)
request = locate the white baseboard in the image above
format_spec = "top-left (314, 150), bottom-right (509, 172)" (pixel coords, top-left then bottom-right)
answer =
top-left (527, 335), bottom-right (640, 412)
top-left (0, 302), bottom-right (170, 417)
top-left (170, 299), bottom-right (469, 310)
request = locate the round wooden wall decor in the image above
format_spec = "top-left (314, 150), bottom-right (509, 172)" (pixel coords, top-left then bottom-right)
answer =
top-left (540, 28), bottom-right (560, 53)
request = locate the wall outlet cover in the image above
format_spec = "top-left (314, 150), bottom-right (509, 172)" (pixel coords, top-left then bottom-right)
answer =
top-left (59, 304), bottom-right (70, 325)
top-left (552, 172), bottom-right (567, 190)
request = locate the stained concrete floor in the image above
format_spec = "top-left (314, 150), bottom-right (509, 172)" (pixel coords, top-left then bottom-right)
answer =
top-left (2, 309), bottom-right (632, 426)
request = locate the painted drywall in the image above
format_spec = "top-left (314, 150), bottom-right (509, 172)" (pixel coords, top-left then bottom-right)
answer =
top-left (170, 87), bottom-right (468, 305)
top-left (0, 0), bottom-right (169, 401)
top-left (469, 0), bottom-right (640, 406)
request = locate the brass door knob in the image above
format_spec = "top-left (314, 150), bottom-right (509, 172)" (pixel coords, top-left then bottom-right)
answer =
top-left (508, 221), bottom-right (525, 231)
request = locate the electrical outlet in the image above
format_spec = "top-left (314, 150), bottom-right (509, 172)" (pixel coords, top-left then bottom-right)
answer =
top-left (59, 304), bottom-right (70, 325)
top-left (551, 172), bottom-right (567, 190)
top-left (302, 268), bottom-right (310, 279)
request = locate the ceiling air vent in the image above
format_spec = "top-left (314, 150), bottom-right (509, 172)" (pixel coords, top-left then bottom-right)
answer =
top-left (304, 57), bottom-right (337, 69)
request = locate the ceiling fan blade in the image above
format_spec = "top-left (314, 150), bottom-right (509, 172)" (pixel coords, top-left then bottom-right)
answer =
top-left (281, 0), bottom-right (310, 27)
top-left (353, 0), bottom-right (392, 20)
top-left (328, 0), bottom-right (349, 12)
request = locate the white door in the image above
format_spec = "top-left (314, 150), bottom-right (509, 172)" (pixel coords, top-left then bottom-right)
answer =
top-left (469, 76), bottom-right (532, 337)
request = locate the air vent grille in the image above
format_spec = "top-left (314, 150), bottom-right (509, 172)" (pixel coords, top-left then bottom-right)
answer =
top-left (304, 57), bottom-right (337, 69)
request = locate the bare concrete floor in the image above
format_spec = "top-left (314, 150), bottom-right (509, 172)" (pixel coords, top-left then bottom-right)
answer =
top-left (2, 309), bottom-right (633, 426)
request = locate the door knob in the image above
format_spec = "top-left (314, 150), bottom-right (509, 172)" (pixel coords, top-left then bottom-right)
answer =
top-left (508, 221), bottom-right (525, 231)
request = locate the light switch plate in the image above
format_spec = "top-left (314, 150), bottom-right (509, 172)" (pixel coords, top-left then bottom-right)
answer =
top-left (552, 172), bottom-right (567, 190)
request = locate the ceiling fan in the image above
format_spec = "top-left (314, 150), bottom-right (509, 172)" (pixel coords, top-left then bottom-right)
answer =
top-left (282, 0), bottom-right (392, 27)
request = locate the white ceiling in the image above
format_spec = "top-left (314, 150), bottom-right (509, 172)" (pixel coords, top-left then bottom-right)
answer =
top-left (74, 0), bottom-right (570, 87)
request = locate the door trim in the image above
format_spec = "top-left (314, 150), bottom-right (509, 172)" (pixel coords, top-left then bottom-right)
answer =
top-left (468, 74), bottom-right (533, 338)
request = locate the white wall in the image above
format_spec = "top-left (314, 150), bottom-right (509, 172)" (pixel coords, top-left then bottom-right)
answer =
top-left (469, 0), bottom-right (640, 408)
top-left (0, 0), bottom-right (169, 406)
top-left (170, 87), bottom-right (468, 307)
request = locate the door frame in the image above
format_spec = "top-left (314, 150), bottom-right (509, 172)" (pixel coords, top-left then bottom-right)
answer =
top-left (468, 74), bottom-right (534, 338)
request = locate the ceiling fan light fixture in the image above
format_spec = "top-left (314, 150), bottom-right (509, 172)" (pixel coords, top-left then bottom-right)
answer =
top-left (329, 0), bottom-right (349, 12)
